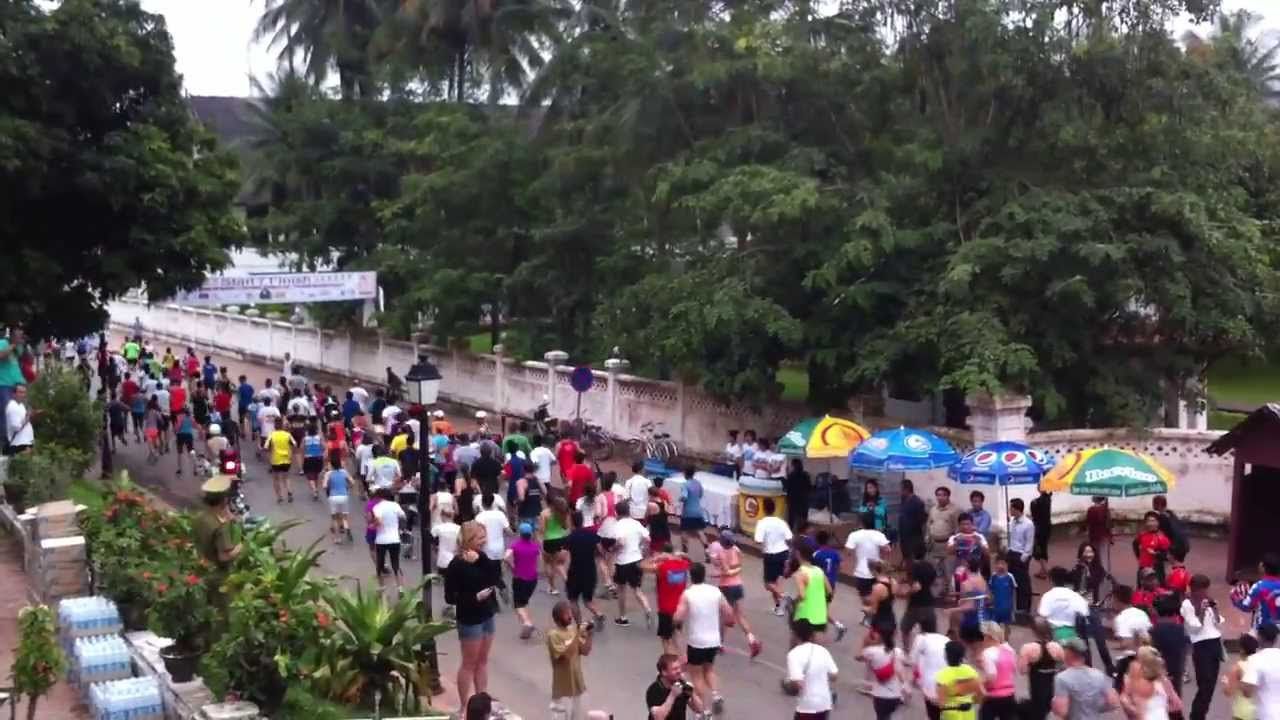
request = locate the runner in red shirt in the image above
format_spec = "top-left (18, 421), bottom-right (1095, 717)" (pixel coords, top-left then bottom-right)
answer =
top-left (120, 374), bottom-right (140, 405)
top-left (168, 384), bottom-right (187, 415)
top-left (556, 437), bottom-right (581, 483)
top-left (649, 547), bottom-right (691, 655)
top-left (213, 385), bottom-right (233, 417)
top-left (566, 450), bottom-right (594, 506)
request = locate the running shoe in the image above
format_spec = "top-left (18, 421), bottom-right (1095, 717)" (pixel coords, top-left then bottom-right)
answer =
top-left (771, 603), bottom-right (785, 617)
top-left (833, 620), bottom-right (847, 643)
top-left (519, 624), bottom-right (534, 640)
top-left (712, 694), bottom-right (725, 715)
top-left (288, 492), bottom-right (294, 503)
top-left (644, 609), bottom-right (654, 628)
top-left (782, 595), bottom-right (796, 617)
top-left (614, 616), bottom-right (631, 627)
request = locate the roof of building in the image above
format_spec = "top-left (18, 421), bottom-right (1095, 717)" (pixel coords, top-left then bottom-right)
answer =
top-left (1205, 403), bottom-right (1280, 455)
top-left (188, 95), bottom-right (265, 153)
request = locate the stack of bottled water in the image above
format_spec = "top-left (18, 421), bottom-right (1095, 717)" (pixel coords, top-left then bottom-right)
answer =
top-left (73, 635), bottom-right (133, 685)
top-left (88, 677), bottom-right (163, 720)
top-left (58, 597), bottom-right (123, 639)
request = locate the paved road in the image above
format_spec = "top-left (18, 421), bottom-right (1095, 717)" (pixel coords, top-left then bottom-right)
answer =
top-left (105, 341), bottom-right (1244, 720)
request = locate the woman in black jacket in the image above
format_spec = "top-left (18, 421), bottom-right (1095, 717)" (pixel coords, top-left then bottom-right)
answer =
top-left (444, 520), bottom-right (501, 709)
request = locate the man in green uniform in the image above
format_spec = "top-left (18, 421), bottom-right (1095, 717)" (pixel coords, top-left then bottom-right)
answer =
top-left (192, 475), bottom-right (242, 621)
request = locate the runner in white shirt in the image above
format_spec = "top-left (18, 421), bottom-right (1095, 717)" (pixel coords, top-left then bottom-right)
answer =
top-left (529, 440), bottom-right (556, 484)
top-left (1111, 585), bottom-right (1153, 663)
top-left (349, 384), bottom-right (370, 411)
top-left (674, 564), bottom-right (733, 715)
top-left (256, 398), bottom-right (282, 437)
top-left (371, 489), bottom-right (407, 593)
top-left (475, 495), bottom-right (511, 561)
top-left (625, 467), bottom-right (652, 520)
top-left (611, 503), bottom-right (653, 626)
top-left (258, 380), bottom-right (281, 408)
top-left (786, 623), bottom-right (839, 717)
top-left (844, 516), bottom-right (891, 595)
top-left (1241, 625), bottom-right (1280, 720)
top-left (753, 501), bottom-right (793, 615)
top-left (908, 616), bottom-right (950, 713)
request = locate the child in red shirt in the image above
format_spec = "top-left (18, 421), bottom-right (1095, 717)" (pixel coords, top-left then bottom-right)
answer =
top-left (1132, 511), bottom-right (1171, 584)
top-left (1164, 548), bottom-right (1191, 596)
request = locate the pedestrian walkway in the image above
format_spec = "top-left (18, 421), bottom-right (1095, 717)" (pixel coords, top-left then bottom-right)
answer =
top-left (0, 534), bottom-right (90, 719)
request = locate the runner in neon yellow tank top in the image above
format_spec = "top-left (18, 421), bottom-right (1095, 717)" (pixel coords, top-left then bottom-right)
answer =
top-left (792, 545), bottom-right (832, 630)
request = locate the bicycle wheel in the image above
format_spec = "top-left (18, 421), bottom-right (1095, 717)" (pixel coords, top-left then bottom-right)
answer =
top-left (660, 440), bottom-right (679, 461)
top-left (626, 438), bottom-right (645, 460)
top-left (592, 431), bottom-right (615, 461)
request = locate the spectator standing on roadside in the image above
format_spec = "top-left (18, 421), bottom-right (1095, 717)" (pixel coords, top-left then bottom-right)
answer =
top-left (783, 458), bottom-right (811, 532)
top-left (1133, 511), bottom-right (1172, 586)
top-left (1007, 498), bottom-right (1035, 616)
top-left (927, 487), bottom-right (961, 586)
top-left (1030, 491), bottom-right (1053, 579)
top-left (646, 654), bottom-right (703, 720)
top-left (1084, 497), bottom-right (1112, 572)
top-left (547, 600), bottom-right (594, 720)
top-left (4, 383), bottom-right (34, 455)
top-left (898, 479), bottom-right (927, 565)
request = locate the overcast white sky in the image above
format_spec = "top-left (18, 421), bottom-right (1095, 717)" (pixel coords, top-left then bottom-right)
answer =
top-left (139, 0), bottom-right (1278, 97)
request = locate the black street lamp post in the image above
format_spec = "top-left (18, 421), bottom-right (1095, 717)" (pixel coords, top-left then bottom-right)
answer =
top-left (405, 355), bottom-right (443, 695)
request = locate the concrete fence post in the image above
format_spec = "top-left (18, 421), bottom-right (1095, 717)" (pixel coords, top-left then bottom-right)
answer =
top-left (604, 357), bottom-right (629, 438)
top-left (544, 350), bottom-right (569, 419)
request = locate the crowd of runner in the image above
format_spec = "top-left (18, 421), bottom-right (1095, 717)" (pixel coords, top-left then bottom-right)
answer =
top-left (39, 333), bottom-right (1280, 720)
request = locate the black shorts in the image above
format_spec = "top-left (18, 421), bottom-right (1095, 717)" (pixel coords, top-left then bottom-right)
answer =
top-left (271, 463), bottom-right (291, 473)
top-left (722, 585), bottom-right (744, 604)
top-left (680, 517), bottom-right (706, 532)
top-left (657, 612), bottom-right (677, 640)
top-left (376, 543), bottom-right (402, 577)
top-left (613, 561), bottom-right (642, 588)
top-left (855, 576), bottom-right (875, 597)
top-left (291, 427), bottom-right (306, 443)
top-left (238, 402), bottom-right (250, 419)
top-left (567, 575), bottom-right (597, 603)
top-left (687, 645), bottom-right (719, 666)
top-left (543, 538), bottom-right (567, 556)
top-left (512, 578), bottom-right (536, 608)
top-left (303, 457), bottom-right (324, 476)
top-left (764, 551), bottom-right (789, 584)
top-left (176, 433), bottom-right (194, 453)
top-left (794, 619), bottom-right (826, 635)
top-left (599, 537), bottom-right (616, 551)
top-left (188, 371), bottom-right (200, 380)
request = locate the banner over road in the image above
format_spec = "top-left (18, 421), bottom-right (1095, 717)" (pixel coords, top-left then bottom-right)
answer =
top-left (171, 272), bottom-right (378, 306)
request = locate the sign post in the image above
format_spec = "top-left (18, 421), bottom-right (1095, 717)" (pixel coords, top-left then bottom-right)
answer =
top-left (569, 366), bottom-right (593, 421)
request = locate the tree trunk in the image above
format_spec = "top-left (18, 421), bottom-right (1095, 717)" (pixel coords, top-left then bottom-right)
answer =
top-left (454, 50), bottom-right (467, 103)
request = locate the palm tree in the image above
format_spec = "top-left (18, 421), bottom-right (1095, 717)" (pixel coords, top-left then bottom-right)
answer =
top-left (388, 0), bottom-right (568, 103)
top-left (1183, 10), bottom-right (1280, 101)
top-left (253, 0), bottom-right (391, 99)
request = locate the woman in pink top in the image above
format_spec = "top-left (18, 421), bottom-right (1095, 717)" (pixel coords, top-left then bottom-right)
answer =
top-left (977, 620), bottom-right (1018, 720)
top-left (505, 522), bottom-right (542, 639)
top-left (706, 530), bottom-right (762, 657)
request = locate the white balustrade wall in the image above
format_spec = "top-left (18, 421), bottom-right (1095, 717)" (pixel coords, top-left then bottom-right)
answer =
top-left (109, 298), bottom-right (1236, 523)
top-left (107, 298), bottom-right (810, 453)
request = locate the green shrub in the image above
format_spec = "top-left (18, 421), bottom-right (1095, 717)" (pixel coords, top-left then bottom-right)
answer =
top-left (10, 604), bottom-right (65, 720)
top-left (28, 367), bottom-right (99, 475)
top-left (4, 443), bottom-right (89, 509)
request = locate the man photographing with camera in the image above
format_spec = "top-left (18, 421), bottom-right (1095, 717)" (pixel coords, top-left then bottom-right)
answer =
top-left (647, 653), bottom-right (705, 720)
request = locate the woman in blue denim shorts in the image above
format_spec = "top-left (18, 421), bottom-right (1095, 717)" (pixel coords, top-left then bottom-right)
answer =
top-left (444, 520), bottom-right (502, 709)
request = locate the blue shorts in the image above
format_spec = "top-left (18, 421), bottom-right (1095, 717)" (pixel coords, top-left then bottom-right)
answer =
top-left (457, 616), bottom-right (496, 641)
top-left (990, 606), bottom-right (1014, 624)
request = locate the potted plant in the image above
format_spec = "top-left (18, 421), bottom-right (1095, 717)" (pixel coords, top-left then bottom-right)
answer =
top-left (10, 605), bottom-right (66, 720)
top-left (146, 560), bottom-right (214, 683)
top-left (311, 582), bottom-right (453, 714)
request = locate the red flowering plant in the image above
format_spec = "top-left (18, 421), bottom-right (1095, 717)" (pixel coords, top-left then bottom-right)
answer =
top-left (146, 557), bottom-right (214, 653)
top-left (79, 476), bottom-right (193, 621)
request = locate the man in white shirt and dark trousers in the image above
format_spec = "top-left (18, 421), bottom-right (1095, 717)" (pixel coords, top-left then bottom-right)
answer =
top-left (753, 498), bottom-right (793, 616)
top-left (1182, 573), bottom-right (1224, 720)
top-left (1006, 498), bottom-right (1035, 617)
top-left (1037, 566), bottom-right (1089, 642)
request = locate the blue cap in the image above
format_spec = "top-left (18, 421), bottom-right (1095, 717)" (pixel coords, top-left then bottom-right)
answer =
top-left (518, 522), bottom-right (534, 536)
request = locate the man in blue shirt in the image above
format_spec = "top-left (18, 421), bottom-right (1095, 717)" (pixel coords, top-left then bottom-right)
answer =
top-left (968, 490), bottom-right (992, 536)
top-left (236, 375), bottom-right (255, 435)
top-left (202, 356), bottom-right (217, 389)
top-left (341, 391), bottom-right (361, 426)
top-left (1006, 498), bottom-right (1035, 614)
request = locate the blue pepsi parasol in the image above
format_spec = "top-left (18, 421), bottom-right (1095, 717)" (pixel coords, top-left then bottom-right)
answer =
top-left (948, 441), bottom-right (1055, 485)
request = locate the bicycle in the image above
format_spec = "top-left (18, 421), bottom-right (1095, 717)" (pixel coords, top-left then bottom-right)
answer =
top-left (627, 422), bottom-right (679, 461)
top-left (566, 413), bottom-right (614, 461)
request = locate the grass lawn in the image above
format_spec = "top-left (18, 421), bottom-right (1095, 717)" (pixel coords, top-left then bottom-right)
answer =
top-left (1208, 356), bottom-right (1280, 409)
top-left (778, 364), bottom-right (808, 402)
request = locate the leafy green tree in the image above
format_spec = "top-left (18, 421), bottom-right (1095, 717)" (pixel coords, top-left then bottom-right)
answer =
top-left (0, 0), bottom-right (245, 339)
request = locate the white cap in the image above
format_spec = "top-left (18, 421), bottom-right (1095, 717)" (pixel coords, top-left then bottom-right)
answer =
top-left (208, 423), bottom-right (221, 436)
top-left (475, 410), bottom-right (487, 420)
top-left (433, 410), bottom-right (445, 418)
